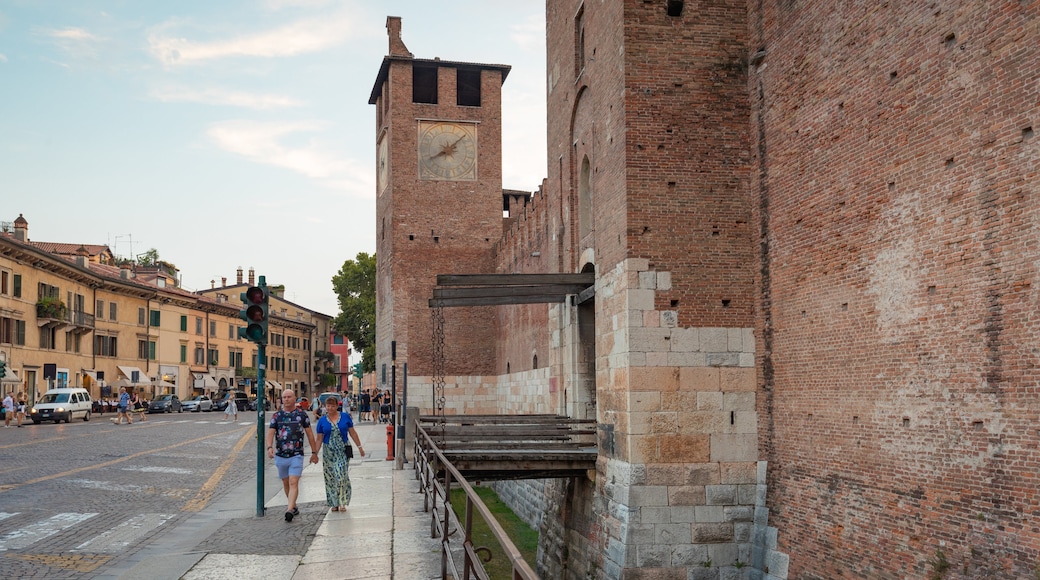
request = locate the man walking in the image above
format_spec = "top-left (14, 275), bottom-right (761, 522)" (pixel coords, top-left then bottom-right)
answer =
top-left (2, 392), bottom-right (13, 428)
top-left (266, 389), bottom-right (319, 522)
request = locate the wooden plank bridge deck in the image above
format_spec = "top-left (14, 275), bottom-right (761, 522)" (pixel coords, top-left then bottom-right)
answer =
top-left (416, 414), bottom-right (598, 480)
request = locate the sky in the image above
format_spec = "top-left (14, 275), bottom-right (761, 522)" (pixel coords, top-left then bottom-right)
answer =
top-left (0, 0), bottom-right (547, 317)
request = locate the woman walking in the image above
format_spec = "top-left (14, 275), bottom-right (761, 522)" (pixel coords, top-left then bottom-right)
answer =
top-left (313, 395), bottom-right (365, 511)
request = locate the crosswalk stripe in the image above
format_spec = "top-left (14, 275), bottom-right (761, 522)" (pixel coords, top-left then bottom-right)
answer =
top-left (0, 512), bottom-right (97, 551)
top-left (73, 513), bottom-right (173, 553)
top-left (0, 513), bottom-right (17, 523)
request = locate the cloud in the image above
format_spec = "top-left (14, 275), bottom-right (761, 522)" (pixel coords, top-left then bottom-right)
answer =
top-left (150, 85), bottom-right (303, 109)
top-left (148, 12), bottom-right (352, 66)
top-left (33, 26), bottom-right (103, 58)
top-left (0, 54), bottom-right (7, 63)
top-left (509, 13), bottom-right (545, 53)
top-left (207, 120), bottom-right (370, 193)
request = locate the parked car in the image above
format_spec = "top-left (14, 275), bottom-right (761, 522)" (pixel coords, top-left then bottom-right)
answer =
top-left (181, 395), bottom-right (212, 412)
top-left (247, 396), bottom-right (270, 412)
top-left (148, 394), bottom-right (181, 413)
top-left (297, 397), bottom-right (310, 411)
top-left (31, 387), bottom-right (93, 424)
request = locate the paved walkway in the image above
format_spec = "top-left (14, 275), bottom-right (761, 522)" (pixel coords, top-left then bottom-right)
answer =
top-left (181, 420), bottom-right (442, 580)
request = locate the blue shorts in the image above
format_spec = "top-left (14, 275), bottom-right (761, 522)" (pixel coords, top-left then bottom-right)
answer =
top-left (274, 454), bottom-right (305, 479)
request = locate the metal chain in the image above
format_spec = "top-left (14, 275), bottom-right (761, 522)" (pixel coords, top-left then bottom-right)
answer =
top-left (431, 304), bottom-right (446, 441)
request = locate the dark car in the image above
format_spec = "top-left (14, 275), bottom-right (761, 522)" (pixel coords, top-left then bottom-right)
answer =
top-left (147, 394), bottom-right (181, 413)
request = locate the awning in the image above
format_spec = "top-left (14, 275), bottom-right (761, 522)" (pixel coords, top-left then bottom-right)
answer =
top-left (265, 379), bottom-right (283, 392)
top-left (153, 379), bottom-right (177, 389)
top-left (117, 366), bottom-right (150, 384)
top-left (193, 373), bottom-right (218, 389)
top-left (1, 370), bottom-right (21, 385)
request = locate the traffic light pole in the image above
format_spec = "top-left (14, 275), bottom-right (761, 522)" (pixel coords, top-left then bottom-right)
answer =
top-left (256, 345), bottom-right (266, 517)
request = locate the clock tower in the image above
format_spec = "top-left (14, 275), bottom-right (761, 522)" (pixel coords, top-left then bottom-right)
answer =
top-left (369, 16), bottom-right (511, 379)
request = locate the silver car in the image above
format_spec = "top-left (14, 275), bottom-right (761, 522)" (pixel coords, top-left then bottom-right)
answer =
top-left (182, 395), bottom-right (213, 412)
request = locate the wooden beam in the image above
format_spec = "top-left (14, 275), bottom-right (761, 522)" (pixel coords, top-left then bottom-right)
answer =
top-left (429, 295), bottom-right (569, 307)
top-left (436, 273), bottom-right (594, 287)
top-left (433, 284), bottom-right (591, 299)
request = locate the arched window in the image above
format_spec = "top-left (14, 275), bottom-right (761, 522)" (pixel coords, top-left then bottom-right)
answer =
top-left (579, 155), bottom-right (592, 238)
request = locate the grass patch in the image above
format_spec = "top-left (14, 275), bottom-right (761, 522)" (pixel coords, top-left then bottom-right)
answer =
top-left (449, 486), bottom-right (539, 577)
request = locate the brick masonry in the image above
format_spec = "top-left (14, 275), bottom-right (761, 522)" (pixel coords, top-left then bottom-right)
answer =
top-left (376, 2), bottom-right (1040, 578)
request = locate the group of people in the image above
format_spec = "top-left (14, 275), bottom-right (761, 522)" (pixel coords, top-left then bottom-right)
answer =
top-left (112, 386), bottom-right (148, 424)
top-left (266, 388), bottom-right (365, 521)
top-left (357, 387), bottom-right (392, 423)
top-left (2, 391), bottom-right (27, 428)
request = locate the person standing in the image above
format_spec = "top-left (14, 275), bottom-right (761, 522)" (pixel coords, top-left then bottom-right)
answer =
top-left (116, 386), bottom-right (132, 425)
top-left (2, 392), bottom-right (13, 428)
top-left (130, 390), bottom-right (146, 422)
top-left (265, 389), bottom-right (319, 522)
top-left (313, 395), bottom-right (365, 512)
top-left (358, 389), bottom-right (371, 422)
top-left (15, 391), bottom-right (27, 427)
top-left (224, 390), bottom-right (238, 421)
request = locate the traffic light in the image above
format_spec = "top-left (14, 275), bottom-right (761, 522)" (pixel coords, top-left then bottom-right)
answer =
top-left (238, 278), bottom-right (269, 344)
top-left (0, 360), bottom-right (6, 379)
top-left (354, 362), bottom-right (362, 379)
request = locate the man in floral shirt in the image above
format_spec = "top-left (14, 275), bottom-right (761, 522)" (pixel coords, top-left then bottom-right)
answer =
top-left (266, 389), bottom-right (319, 522)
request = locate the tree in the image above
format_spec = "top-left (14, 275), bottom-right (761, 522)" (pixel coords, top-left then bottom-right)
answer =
top-left (332, 252), bottom-right (376, 372)
top-left (138, 248), bottom-right (160, 266)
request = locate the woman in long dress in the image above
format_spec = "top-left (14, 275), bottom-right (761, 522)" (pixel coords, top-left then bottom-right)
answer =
top-left (313, 396), bottom-right (365, 511)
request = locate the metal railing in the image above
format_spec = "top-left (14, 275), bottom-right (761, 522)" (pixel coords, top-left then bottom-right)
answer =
top-left (414, 422), bottom-right (538, 580)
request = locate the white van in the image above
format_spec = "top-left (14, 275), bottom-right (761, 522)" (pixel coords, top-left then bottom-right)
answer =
top-left (31, 387), bottom-right (93, 424)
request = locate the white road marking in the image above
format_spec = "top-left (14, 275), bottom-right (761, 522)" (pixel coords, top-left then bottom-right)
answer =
top-left (73, 513), bottom-right (173, 553)
top-left (0, 512), bottom-right (97, 551)
top-left (121, 466), bottom-right (193, 474)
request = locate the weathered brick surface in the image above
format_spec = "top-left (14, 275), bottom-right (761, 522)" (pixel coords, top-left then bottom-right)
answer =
top-left (749, 0), bottom-right (1040, 577)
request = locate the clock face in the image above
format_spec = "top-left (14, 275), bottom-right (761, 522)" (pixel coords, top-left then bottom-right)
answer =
top-left (418, 122), bottom-right (477, 180)
top-left (377, 136), bottom-right (389, 193)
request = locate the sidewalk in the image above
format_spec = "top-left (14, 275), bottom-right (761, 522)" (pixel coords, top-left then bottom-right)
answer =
top-left (182, 420), bottom-right (442, 580)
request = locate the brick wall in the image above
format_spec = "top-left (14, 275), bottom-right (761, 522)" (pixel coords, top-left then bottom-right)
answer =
top-left (750, 0), bottom-right (1040, 576)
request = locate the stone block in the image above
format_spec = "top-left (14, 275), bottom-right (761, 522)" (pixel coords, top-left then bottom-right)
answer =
top-left (630, 288), bottom-right (656, 311)
top-left (720, 367), bottom-right (755, 392)
top-left (727, 327), bottom-right (743, 351)
top-left (659, 434), bottom-right (710, 463)
top-left (710, 434), bottom-right (757, 462)
top-left (697, 391), bottom-right (724, 410)
top-left (719, 462), bottom-right (757, 485)
top-left (689, 569), bottom-right (721, 580)
top-left (764, 550), bottom-right (789, 577)
top-left (680, 366), bottom-right (720, 391)
top-left (708, 543), bottom-right (739, 566)
top-left (706, 484), bottom-right (737, 505)
top-left (707, 353), bottom-right (741, 367)
top-left (687, 463), bottom-right (721, 486)
top-left (639, 270), bottom-right (658, 289)
top-left (669, 506), bottom-right (697, 523)
top-left (671, 543), bottom-right (708, 566)
top-left (678, 410), bottom-right (725, 434)
top-left (670, 327), bottom-right (699, 352)
top-left (630, 392), bottom-right (663, 412)
top-left (695, 505), bottom-right (727, 523)
top-left (655, 523), bottom-right (692, 544)
top-left (660, 310), bottom-right (678, 327)
top-left (733, 522), bottom-right (753, 543)
top-left (657, 271), bottom-right (672, 290)
top-left (643, 309), bottom-right (661, 328)
top-left (646, 463), bottom-right (687, 485)
top-left (667, 485), bottom-right (706, 506)
top-left (700, 327), bottom-right (729, 351)
top-left (691, 522), bottom-right (733, 543)
top-left (724, 506), bottom-right (754, 522)
top-left (630, 327), bottom-right (670, 353)
top-left (636, 544), bottom-right (671, 567)
top-left (737, 484), bottom-right (757, 505)
top-left (632, 365), bottom-right (680, 392)
top-left (722, 392), bottom-right (756, 411)
top-left (630, 485), bottom-right (669, 506)
top-left (629, 522), bottom-right (656, 544)
top-left (641, 506), bottom-right (672, 524)
top-left (753, 506), bottom-right (769, 526)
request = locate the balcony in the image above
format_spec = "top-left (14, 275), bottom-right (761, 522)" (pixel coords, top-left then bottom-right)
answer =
top-left (36, 300), bottom-right (95, 333)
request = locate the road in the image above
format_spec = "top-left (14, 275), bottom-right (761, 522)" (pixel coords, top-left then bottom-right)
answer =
top-left (0, 408), bottom-right (302, 579)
